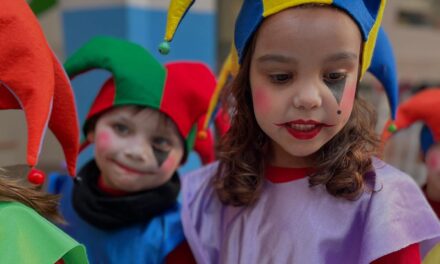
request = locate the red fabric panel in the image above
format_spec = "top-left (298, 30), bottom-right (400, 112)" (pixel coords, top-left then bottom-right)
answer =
top-left (372, 243), bottom-right (421, 264)
top-left (165, 240), bottom-right (197, 264)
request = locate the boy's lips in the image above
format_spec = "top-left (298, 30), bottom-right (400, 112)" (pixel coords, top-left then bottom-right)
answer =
top-left (110, 159), bottom-right (151, 175)
top-left (275, 119), bottom-right (334, 140)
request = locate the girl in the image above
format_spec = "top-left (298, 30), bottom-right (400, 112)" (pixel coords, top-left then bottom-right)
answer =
top-left (161, 0), bottom-right (440, 263)
top-left (0, 1), bottom-right (88, 263)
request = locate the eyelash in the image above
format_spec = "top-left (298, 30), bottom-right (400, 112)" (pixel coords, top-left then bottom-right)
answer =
top-left (323, 72), bottom-right (347, 83)
top-left (269, 73), bottom-right (292, 84)
top-left (152, 137), bottom-right (172, 152)
top-left (112, 123), bottom-right (130, 135)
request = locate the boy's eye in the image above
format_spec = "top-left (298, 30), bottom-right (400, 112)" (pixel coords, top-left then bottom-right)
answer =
top-left (323, 72), bottom-right (346, 83)
top-left (269, 73), bottom-right (292, 84)
top-left (112, 123), bottom-right (130, 135)
top-left (152, 137), bottom-right (172, 152)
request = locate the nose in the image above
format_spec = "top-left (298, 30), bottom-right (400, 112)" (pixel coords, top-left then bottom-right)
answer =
top-left (123, 137), bottom-right (153, 163)
top-left (292, 80), bottom-right (322, 110)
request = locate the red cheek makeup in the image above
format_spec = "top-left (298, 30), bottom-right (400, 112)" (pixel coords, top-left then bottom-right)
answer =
top-left (338, 82), bottom-right (356, 116)
top-left (96, 131), bottom-right (111, 151)
top-left (252, 88), bottom-right (270, 112)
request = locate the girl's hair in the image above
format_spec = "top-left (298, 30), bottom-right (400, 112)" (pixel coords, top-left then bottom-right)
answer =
top-left (0, 165), bottom-right (63, 223)
top-left (214, 15), bottom-right (380, 206)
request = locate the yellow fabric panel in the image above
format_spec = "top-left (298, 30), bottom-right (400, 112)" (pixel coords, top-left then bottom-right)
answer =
top-left (360, 0), bottom-right (386, 79)
top-left (423, 243), bottom-right (440, 264)
top-left (262, 0), bottom-right (333, 17)
top-left (165, 0), bottom-right (193, 41)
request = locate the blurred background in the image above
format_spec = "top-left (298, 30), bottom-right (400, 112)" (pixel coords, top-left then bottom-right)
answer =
top-left (1, 0), bottom-right (439, 184)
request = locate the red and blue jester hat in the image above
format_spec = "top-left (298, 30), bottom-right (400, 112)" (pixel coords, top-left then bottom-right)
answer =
top-left (159, 0), bottom-right (399, 132)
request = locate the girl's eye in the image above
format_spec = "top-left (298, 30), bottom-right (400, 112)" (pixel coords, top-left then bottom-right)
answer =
top-left (324, 72), bottom-right (346, 83)
top-left (152, 137), bottom-right (172, 152)
top-left (269, 73), bottom-right (292, 84)
top-left (112, 123), bottom-right (130, 135)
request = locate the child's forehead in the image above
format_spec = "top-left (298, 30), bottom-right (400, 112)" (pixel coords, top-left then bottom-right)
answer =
top-left (103, 106), bottom-right (179, 132)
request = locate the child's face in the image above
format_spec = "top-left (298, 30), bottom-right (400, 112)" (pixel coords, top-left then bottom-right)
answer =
top-left (426, 144), bottom-right (440, 183)
top-left (250, 7), bottom-right (361, 167)
top-left (87, 106), bottom-right (184, 192)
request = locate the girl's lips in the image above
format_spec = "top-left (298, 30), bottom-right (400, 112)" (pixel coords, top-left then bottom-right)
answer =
top-left (275, 120), bottom-right (334, 140)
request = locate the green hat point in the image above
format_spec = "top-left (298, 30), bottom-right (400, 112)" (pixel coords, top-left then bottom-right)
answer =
top-left (159, 41), bottom-right (170, 55)
top-left (387, 123), bottom-right (397, 133)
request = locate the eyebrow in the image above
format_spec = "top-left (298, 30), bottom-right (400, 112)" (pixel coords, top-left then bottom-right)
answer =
top-left (256, 54), bottom-right (297, 64)
top-left (112, 115), bottom-right (134, 124)
top-left (324, 52), bottom-right (358, 63)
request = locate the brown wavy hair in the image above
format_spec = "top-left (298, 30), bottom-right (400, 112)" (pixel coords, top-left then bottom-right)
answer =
top-left (214, 11), bottom-right (380, 206)
top-left (0, 165), bottom-right (63, 223)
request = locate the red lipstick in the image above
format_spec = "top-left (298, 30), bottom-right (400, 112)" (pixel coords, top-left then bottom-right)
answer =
top-left (275, 119), bottom-right (333, 140)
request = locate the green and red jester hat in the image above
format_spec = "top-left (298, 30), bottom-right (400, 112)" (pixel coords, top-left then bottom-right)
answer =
top-left (0, 0), bottom-right (80, 185)
top-left (64, 36), bottom-right (217, 164)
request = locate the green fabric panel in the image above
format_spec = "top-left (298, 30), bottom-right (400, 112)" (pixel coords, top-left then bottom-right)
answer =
top-left (29, 0), bottom-right (58, 16)
top-left (64, 37), bottom-right (166, 110)
top-left (186, 124), bottom-right (197, 152)
top-left (0, 202), bottom-right (88, 264)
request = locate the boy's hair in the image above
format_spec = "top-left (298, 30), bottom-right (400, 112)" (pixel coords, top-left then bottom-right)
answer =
top-left (0, 166), bottom-right (63, 223)
top-left (214, 24), bottom-right (380, 206)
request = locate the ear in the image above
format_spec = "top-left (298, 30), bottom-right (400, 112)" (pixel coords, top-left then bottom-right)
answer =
top-left (86, 130), bottom-right (96, 143)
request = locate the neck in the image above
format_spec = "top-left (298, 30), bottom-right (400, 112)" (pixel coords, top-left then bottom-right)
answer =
top-left (268, 143), bottom-right (314, 168)
top-left (97, 176), bottom-right (128, 196)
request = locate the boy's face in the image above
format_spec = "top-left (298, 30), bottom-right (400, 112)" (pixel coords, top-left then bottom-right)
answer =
top-left (87, 106), bottom-right (184, 192)
top-left (250, 7), bottom-right (362, 167)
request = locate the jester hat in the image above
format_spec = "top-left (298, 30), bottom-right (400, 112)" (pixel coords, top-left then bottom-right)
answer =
top-left (160, 0), bottom-right (398, 132)
top-left (0, 0), bottom-right (79, 184)
top-left (382, 88), bottom-right (440, 155)
top-left (65, 37), bottom-right (217, 162)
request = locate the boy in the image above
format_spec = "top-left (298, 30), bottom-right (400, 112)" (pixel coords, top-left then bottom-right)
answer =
top-left (48, 37), bottom-right (216, 263)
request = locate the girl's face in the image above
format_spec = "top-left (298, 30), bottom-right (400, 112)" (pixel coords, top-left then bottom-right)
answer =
top-left (250, 7), bottom-right (362, 168)
top-left (87, 106), bottom-right (184, 192)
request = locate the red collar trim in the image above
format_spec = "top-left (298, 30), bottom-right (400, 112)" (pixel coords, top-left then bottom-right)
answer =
top-left (97, 176), bottom-right (128, 196)
top-left (265, 166), bottom-right (312, 183)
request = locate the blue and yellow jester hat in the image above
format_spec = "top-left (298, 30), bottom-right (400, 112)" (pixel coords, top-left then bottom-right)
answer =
top-left (160, 0), bottom-right (398, 132)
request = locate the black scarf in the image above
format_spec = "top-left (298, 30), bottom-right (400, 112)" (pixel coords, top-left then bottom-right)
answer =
top-left (72, 160), bottom-right (180, 230)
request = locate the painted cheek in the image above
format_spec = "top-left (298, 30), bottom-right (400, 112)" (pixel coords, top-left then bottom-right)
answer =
top-left (95, 131), bottom-right (112, 152)
top-left (427, 150), bottom-right (440, 171)
top-left (252, 88), bottom-right (270, 114)
top-left (160, 155), bottom-right (177, 174)
top-left (338, 83), bottom-right (356, 116)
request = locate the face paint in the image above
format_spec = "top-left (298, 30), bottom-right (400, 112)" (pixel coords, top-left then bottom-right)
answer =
top-left (161, 155), bottom-right (176, 173)
top-left (324, 78), bottom-right (347, 105)
top-left (252, 88), bottom-right (270, 113)
top-left (337, 82), bottom-right (357, 117)
top-left (95, 131), bottom-right (111, 152)
top-left (153, 148), bottom-right (170, 167)
top-left (427, 147), bottom-right (440, 172)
